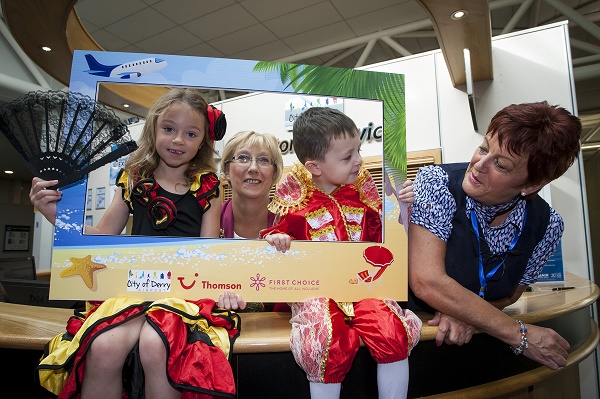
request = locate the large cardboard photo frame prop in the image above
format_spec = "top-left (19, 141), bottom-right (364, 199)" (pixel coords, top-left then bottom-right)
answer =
top-left (49, 50), bottom-right (407, 302)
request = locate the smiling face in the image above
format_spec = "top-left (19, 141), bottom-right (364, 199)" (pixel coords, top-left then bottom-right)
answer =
top-left (307, 133), bottom-right (363, 193)
top-left (154, 102), bottom-right (206, 170)
top-left (225, 143), bottom-right (277, 201)
top-left (462, 133), bottom-right (534, 206)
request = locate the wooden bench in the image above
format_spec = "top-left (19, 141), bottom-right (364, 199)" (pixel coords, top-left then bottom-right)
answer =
top-left (0, 301), bottom-right (436, 352)
top-left (1, 272), bottom-right (598, 398)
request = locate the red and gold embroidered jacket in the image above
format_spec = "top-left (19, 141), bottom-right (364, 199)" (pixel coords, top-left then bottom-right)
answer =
top-left (260, 163), bottom-right (382, 242)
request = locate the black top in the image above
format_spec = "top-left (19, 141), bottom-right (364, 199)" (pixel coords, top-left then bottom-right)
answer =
top-left (130, 185), bottom-right (205, 237)
top-left (408, 162), bottom-right (550, 313)
top-left (116, 169), bottom-right (220, 238)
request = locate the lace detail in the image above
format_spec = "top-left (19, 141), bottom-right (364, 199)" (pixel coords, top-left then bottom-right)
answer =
top-left (356, 167), bottom-right (382, 213)
top-left (347, 225), bottom-right (362, 242)
top-left (268, 163), bottom-right (312, 216)
top-left (342, 205), bottom-right (365, 225)
top-left (309, 226), bottom-right (338, 241)
top-left (290, 298), bottom-right (332, 382)
top-left (384, 299), bottom-right (422, 353)
top-left (306, 208), bottom-right (334, 229)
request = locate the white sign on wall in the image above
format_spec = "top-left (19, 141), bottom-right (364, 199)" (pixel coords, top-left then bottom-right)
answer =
top-left (284, 96), bottom-right (344, 130)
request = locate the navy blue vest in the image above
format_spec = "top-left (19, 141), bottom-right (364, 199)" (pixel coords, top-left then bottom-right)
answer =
top-left (408, 163), bottom-right (550, 313)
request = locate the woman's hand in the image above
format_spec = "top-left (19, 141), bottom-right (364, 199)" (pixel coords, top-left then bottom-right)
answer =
top-left (265, 233), bottom-right (292, 253)
top-left (29, 177), bottom-right (61, 225)
top-left (217, 291), bottom-right (246, 311)
top-left (521, 324), bottom-right (570, 370)
top-left (428, 311), bottom-right (476, 346)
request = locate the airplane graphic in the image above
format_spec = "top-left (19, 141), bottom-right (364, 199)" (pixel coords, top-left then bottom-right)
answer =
top-left (84, 54), bottom-right (167, 79)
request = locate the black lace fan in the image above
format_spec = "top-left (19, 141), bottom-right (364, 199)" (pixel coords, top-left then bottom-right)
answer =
top-left (0, 90), bottom-right (138, 189)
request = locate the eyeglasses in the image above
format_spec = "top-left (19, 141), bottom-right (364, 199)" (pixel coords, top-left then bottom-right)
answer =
top-left (230, 153), bottom-right (274, 167)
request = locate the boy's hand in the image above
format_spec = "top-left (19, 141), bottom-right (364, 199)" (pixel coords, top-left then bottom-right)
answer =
top-left (265, 233), bottom-right (292, 253)
top-left (398, 179), bottom-right (414, 205)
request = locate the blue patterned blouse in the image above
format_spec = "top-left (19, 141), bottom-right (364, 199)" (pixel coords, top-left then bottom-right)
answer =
top-left (410, 165), bottom-right (563, 285)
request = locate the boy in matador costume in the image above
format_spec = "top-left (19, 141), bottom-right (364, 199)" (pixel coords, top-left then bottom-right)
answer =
top-left (260, 107), bottom-right (421, 399)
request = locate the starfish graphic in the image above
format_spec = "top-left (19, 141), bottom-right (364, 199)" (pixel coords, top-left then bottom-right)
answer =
top-left (60, 255), bottom-right (107, 289)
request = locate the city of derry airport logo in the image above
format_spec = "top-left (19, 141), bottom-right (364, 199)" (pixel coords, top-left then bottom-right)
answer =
top-left (128, 270), bottom-right (171, 292)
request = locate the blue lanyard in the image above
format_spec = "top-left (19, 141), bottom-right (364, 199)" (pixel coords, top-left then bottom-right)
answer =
top-left (470, 208), bottom-right (527, 298)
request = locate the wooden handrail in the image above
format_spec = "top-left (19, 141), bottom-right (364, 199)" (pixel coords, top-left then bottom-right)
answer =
top-left (425, 318), bottom-right (600, 399)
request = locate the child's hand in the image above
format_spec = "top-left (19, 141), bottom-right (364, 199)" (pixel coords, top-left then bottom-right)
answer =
top-left (398, 179), bottom-right (414, 205)
top-left (29, 177), bottom-right (61, 225)
top-left (218, 291), bottom-right (246, 310)
top-left (265, 233), bottom-right (292, 253)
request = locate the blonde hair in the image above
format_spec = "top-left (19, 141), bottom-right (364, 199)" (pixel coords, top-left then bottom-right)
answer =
top-left (124, 88), bottom-right (216, 187)
top-left (221, 130), bottom-right (283, 184)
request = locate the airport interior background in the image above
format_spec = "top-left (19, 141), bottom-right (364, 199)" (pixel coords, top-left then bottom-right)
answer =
top-left (0, 0), bottom-right (600, 397)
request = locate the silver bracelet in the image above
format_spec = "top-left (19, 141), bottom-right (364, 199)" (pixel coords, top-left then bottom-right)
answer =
top-left (510, 319), bottom-right (528, 355)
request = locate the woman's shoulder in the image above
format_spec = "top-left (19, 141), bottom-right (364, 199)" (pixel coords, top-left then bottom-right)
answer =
top-left (414, 164), bottom-right (450, 191)
top-left (220, 199), bottom-right (234, 238)
top-left (220, 198), bottom-right (233, 219)
top-left (416, 164), bottom-right (444, 180)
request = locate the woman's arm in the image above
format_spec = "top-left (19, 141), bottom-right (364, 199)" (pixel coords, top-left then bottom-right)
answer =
top-left (408, 223), bottom-right (570, 369)
top-left (426, 285), bottom-right (526, 346)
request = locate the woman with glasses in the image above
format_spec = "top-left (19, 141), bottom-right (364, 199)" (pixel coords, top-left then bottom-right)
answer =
top-left (218, 130), bottom-right (291, 312)
top-left (407, 101), bottom-right (581, 371)
top-left (220, 130), bottom-right (286, 241)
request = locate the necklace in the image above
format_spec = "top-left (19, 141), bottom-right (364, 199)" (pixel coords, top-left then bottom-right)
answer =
top-left (470, 208), bottom-right (527, 299)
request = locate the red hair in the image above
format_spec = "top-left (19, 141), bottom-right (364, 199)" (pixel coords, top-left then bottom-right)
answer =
top-left (488, 101), bottom-right (581, 185)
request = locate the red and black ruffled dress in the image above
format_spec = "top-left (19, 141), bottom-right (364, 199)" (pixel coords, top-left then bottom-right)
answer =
top-left (37, 170), bottom-right (241, 399)
top-left (38, 298), bottom-right (241, 398)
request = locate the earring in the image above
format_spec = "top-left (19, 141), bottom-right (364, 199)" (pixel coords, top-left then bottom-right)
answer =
top-left (521, 191), bottom-right (526, 197)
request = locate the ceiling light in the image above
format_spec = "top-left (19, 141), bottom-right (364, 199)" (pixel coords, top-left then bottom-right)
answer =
top-left (41, 46), bottom-right (52, 52)
top-left (4, 170), bottom-right (14, 174)
top-left (123, 103), bottom-right (130, 108)
top-left (451, 10), bottom-right (468, 20)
